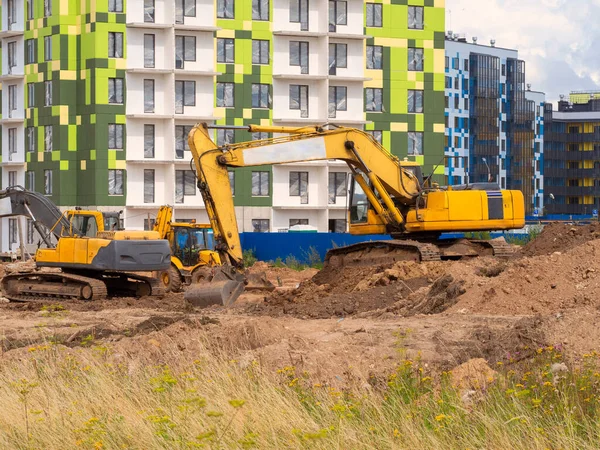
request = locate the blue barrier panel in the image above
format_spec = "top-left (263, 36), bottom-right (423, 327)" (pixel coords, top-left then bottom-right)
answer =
top-left (239, 233), bottom-right (391, 263)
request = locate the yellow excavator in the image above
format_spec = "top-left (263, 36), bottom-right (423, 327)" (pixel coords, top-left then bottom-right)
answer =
top-left (0, 186), bottom-right (171, 302)
top-left (184, 123), bottom-right (525, 307)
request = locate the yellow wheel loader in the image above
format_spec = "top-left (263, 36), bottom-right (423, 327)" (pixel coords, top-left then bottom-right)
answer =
top-left (0, 186), bottom-right (171, 302)
top-left (182, 123), bottom-right (525, 308)
top-left (152, 205), bottom-right (274, 294)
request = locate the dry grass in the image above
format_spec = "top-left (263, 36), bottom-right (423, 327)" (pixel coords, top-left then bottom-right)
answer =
top-left (1, 342), bottom-right (600, 449)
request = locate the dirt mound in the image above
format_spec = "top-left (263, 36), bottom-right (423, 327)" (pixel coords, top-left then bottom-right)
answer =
top-left (450, 358), bottom-right (498, 390)
top-left (522, 222), bottom-right (600, 256)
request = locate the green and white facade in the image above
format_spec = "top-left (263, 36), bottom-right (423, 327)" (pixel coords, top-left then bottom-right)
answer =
top-left (0, 0), bottom-right (446, 252)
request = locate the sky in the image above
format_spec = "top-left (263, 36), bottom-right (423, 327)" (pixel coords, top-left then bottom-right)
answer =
top-left (445, 0), bottom-right (600, 104)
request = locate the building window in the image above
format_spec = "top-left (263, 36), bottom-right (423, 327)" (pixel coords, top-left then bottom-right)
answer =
top-left (216, 38), bottom-right (234, 64)
top-left (144, 124), bottom-right (155, 158)
top-left (252, 84), bottom-right (271, 109)
top-left (8, 85), bottom-right (17, 117)
top-left (7, 0), bottom-right (17, 27)
top-left (408, 90), bottom-right (423, 113)
top-left (371, 130), bottom-right (383, 144)
top-left (45, 81), bottom-right (52, 106)
top-left (289, 171), bottom-right (308, 203)
top-left (175, 170), bottom-right (196, 203)
top-left (176, 35), bottom-right (197, 68)
top-left (252, 219), bottom-right (269, 233)
top-left (366, 3), bottom-right (382, 27)
top-left (9, 219), bottom-right (17, 248)
top-left (217, 0), bottom-right (234, 18)
top-left (290, 219), bottom-right (309, 227)
top-left (108, 78), bottom-right (124, 104)
top-left (252, 171), bottom-right (270, 196)
top-left (328, 0), bottom-right (347, 32)
top-left (144, 218), bottom-right (156, 231)
top-left (26, 39), bottom-right (36, 64)
top-left (27, 220), bottom-right (35, 244)
top-left (252, 132), bottom-right (270, 140)
top-left (408, 6), bottom-right (423, 29)
top-left (108, 32), bottom-right (123, 58)
top-left (44, 36), bottom-right (52, 61)
top-left (7, 42), bottom-right (17, 72)
top-left (8, 128), bottom-right (17, 161)
top-left (108, 0), bottom-right (123, 13)
top-left (290, 0), bottom-right (309, 31)
top-left (144, 169), bottom-right (155, 203)
top-left (216, 82), bottom-right (234, 107)
top-left (175, 80), bottom-right (195, 114)
top-left (175, 125), bottom-right (193, 158)
top-left (408, 132), bottom-right (423, 156)
top-left (216, 129), bottom-right (234, 146)
top-left (464, 59), bottom-right (469, 71)
top-left (108, 124), bottom-right (124, 150)
top-left (27, 127), bottom-right (36, 152)
top-left (27, 0), bottom-right (33, 20)
top-left (365, 88), bottom-right (383, 112)
top-left (44, 0), bottom-right (52, 16)
top-left (289, 85), bottom-right (309, 118)
top-left (328, 43), bottom-right (347, 75)
top-left (329, 219), bottom-right (346, 233)
top-left (44, 126), bottom-right (53, 152)
top-left (108, 169), bottom-right (124, 195)
top-left (366, 45), bottom-right (382, 70)
top-left (252, 0), bottom-right (269, 20)
top-left (8, 171), bottom-right (16, 188)
top-left (144, 79), bottom-right (155, 113)
top-left (328, 86), bottom-right (347, 118)
top-left (27, 83), bottom-right (35, 108)
top-left (252, 40), bottom-right (269, 65)
top-left (175, 0), bottom-right (196, 23)
top-left (290, 41), bottom-right (309, 74)
top-left (408, 48), bottom-right (424, 71)
top-left (144, 0), bottom-right (155, 22)
top-left (144, 34), bottom-right (155, 68)
top-left (328, 172), bottom-right (347, 204)
top-left (229, 171), bottom-right (235, 195)
top-left (44, 170), bottom-right (53, 195)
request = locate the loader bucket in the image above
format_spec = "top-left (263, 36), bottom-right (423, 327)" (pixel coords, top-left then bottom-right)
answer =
top-left (184, 280), bottom-right (245, 308)
top-left (244, 271), bottom-right (276, 291)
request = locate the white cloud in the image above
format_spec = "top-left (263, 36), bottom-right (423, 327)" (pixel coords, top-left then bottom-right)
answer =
top-left (446, 0), bottom-right (600, 103)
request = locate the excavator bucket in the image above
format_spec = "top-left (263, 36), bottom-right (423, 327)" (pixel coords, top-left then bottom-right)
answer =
top-left (244, 270), bottom-right (276, 291)
top-left (184, 280), bottom-right (244, 308)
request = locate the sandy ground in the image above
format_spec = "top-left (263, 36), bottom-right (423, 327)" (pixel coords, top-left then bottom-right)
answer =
top-left (2, 222), bottom-right (600, 385)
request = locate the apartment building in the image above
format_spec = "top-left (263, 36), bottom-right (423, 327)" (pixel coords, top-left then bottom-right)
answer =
top-left (0, 0), bottom-right (446, 254)
top-left (444, 34), bottom-right (544, 215)
top-left (544, 93), bottom-right (600, 216)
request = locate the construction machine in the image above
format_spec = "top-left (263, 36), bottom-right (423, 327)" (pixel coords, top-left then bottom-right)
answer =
top-left (184, 123), bottom-right (525, 307)
top-left (152, 205), bottom-right (274, 293)
top-left (0, 186), bottom-right (171, 302)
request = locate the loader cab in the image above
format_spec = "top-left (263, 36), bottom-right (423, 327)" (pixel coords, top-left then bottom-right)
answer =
top-left (171, 223), bottom-right (215, 268)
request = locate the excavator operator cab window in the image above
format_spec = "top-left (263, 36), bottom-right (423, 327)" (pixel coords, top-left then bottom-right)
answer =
top-left (104, 215), bottom-right (122, 231)
top-left (349, 178), bottom-right (369, 224)
top-left (402, 166), bottom-right (424, 188)
top-left (70, 214), bottom-right (98, 238)
top-left (191, 229), bottom-right (207, 251)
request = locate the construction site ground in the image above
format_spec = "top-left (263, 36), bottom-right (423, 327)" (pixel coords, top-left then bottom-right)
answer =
top-left (2, 222), bottom-right (600, 386)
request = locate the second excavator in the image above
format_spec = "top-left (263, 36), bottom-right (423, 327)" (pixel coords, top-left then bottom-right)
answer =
top-left (185, 123), bottom-right (525, 307)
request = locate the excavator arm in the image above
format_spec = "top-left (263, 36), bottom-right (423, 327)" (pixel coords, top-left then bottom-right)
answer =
top-left (188, 123), bottom-right (423, 268)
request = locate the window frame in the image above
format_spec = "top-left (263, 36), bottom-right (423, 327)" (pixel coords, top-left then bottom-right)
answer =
top-left (108, 78), bottom-right (124, 104)
top-left (289, 41), bottom-right (309, 74)
top-left (328, 171), bottom-right (347, 204)
top-left (289, 84), bottom-right (309, 118)
top-left (45, 80), bottom-right (52, 106)
top-left (408, 47), bottom-right (424, 71)
top-left (328, 42), bottom-right (347, 75)
top-left (252, 39), bottom-right (269, 65)
top-left (144, 169), bottom-right (155, 203)
top-left (144, 0), bottom-right (155, 23)
top-left (216, 82), bottom-right (235, 108)
top-left (108, 123), bottom-right (124, 150)
top-left (108, 32), bottom-right (124, 58)
top-left (366, 45), bottom-right (383, 70)
top-left (108, 169), bottom-right (124, 196)
top-left (289, 0), bottom-right (309, 31)
top-left (108, 0), bottom-right (123, 13)
top-left (289, 171), bottom-right (308, 204)
top-left (366, 3), bottom-right (382, 27)
top-left (365, 87), bottom-right (383, 112)
top-left (328, 0), bottom-right (347, 32)
top-left (328, 85), bottom-right (347, 118)
top-left (144, 124), bottom-right (155, 158)
top-left (44, 169), bottom-right (53, 195)
top-left (175, 125), bottom-right (194, 158)
top-left (217, 0), bottom-right (235, 19)
top-left (144, 79), bottom-right (155, 113)
top-left (408, 5), bottom-right (424, 30)
top-left (175, 80), bottom-right (196, 114)
top-left (44, 35), bottom-right (52, 61)
top-left (251, 219), bottom-right (269, 233)
top-left (251, 83), bottom-right (271, 109)
top-left (252, 0), bottom-right (269, 21)
top-left (176, 35), bottom-right (197, 69)
top-left (216, 38), bottom-right (234, 64)
top-left (144, 34), bottom-right (155, 68)
top-left (251, 171), bottom-right (270, 197)
top-left (407, 90), bottom-right (424, 113)
top-left (408, 131), bottom-right (423, 156)
top-left (27, 83), bottom-right (35, 108)
top-left (44, 125), bottom-right (53, 152)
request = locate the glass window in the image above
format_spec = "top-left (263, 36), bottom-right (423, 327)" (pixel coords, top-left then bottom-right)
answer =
top-left (408, 48), bottom-right (423, 71)
top-left (144, 169), bottom-right (155, 203)
top-left (408, 132), bottom-right (423, 156)
top-left (108, 0), bottom-right (123, 12)
top-left (289, 0), bottom-right (309, 30)
top-left (108, 170), bottom-right (124, 195)
top-left (175, 0), bottom-right (196, 23)
top-left (175, 80), bottom-right (195, 113)
top-left (365, 88), bottom-right (383, 112)
top-left (328, 43), bottom-right (347, 75)
top-left (290, 219), bottom-right (309, 227)
top-left (108, 124), bottom-right (124, 150)
top-left (216, 129), bottom-right (234, 146)
top-left (27, 127), bottom-right (36, 152)
top-left (252, 219), bottom-right (269, 233)
top-left (371, 130), bottom-right (382, 144)
top-left (408, 6), bottom-right (423, 29)
top-left (216, 82), bottom-right (234, 107)
top-left (216, 38), bottom-right (234, 64)
top-left (144, 34), bottom-right (155, 68)
top-left (144, 124), bottom-right (155, 158)
top-left (217, 0), bottom-right (234, 18)
top-left (26, 39), bottom-right (36, 64)
top-left (44, 36), bottom-right (52, 61)
top-left (27, 0), bottom-right (33, 20)
top-left (108, 32), bottom-right (123, 58)
top-left (27, 83), bottom-right (35, 108)
top-left (252, 0), bottom-right (269, 20)
top-left (252, 84), bottom-right (271, 109)
top-left (328, 0), bottom-right (347, 31)
top-left (366, 3), bottom-right (382, 27)
top-left (408, 90), bottom-right (423, 113)
top-left (8, 128), bottom-right (16, 160)
top-left (328, 86), bottom-right (347, 118)
top-left (252, 132), bottom-right (270, 140)
top-left (328, 172), bottom-right (347, 204)
top-left (289, 41), bottom-right (309, 74)
top-left (9, 219), bottom-right (17, 248)
top-left (252, 171), bottom-right (270, 196)
top-left (144, 0), bottom-right (155, 22)
top-left (252, 40), bottom-right (269, 65)
top-left (144, 79), bottom-right (155, 113)
top-left (289, 85), bottom-right (309, 118)
top-left (366, 45), bottom-right (382, 70)
top-left (289, 171), bottom-right (308, 204)
top-left (45, 80), bottom-right (52, 106)
top-left (44, 0), bottom-right (52, 16)
top-left (45, 126), bottom-right (53, 152)
top-left (229, 171), bottom-right (235, 195)
top-left (175, 125), bottom-right (193, 158)
top-left (108, 78), bottom-right (124, 104)
top-left (176, 35), bottom-right (197, 68)
top-left (44, 170), bottom-right (53, 195)
top-left (175, 170), bottom-right (196, 203)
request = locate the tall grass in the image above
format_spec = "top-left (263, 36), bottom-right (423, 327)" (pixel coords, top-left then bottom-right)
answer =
top-left (1, 343), bottom-right (600, 449)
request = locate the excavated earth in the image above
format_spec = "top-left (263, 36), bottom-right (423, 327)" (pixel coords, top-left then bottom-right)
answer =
top-left (3, 222), bottom-right (600, 385)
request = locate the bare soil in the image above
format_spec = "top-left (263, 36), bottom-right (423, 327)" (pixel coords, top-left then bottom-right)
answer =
top-left (3, 226), bottom-right (600, 385)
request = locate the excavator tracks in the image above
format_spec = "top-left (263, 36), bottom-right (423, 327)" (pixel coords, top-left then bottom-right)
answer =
top-left (1, 270), bottom-right (164, 303)
top-left (324, 237), bottom-right (514, 268)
